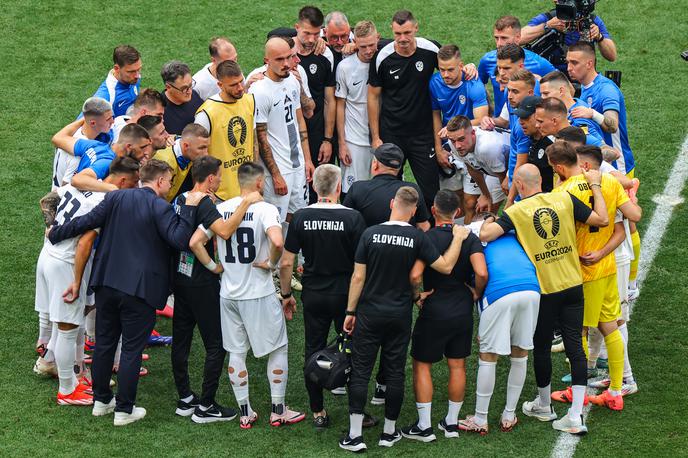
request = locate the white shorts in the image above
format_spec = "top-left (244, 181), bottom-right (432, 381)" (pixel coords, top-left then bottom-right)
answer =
top-left (220, 294), bottom-right (288, 358)
top-left (616, 261), bottom-right (631, 322)
top-left (464, 173), bottom-right (506, 203)
top-left (341, 142), bottom-right (373, 193)
top-left (263, 171), bottom-right (307, 221)
top-left (35, 254), bottom-right (85, 326)
top-left (478, 290), bottom-right (540, 355)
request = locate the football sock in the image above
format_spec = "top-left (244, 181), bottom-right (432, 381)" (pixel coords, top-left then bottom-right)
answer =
top-left (604, 329), bottom-right (625, 393)
top-left (37, 312), bottom-right (52, 347)
top-left (85, 309), bottom-right (96, 337)
top-left (587, 328), bottom-right (603, 369)
top-left (383, 418), bottom-right (396, 435)
top-left (582, 334), bottom-right (589, 360)
top-left (228, 352), bottom-right (252, 415)
top-left (629, 230), bottom-right (640, 281)
top-left (504, 357), bottom-right (527, 421)
top-left (475, 359), bottom-right (496, 425)
top-left (569, 385), bottom-right (586, 418)
top-left (618, 323), bottom-right (635, 383)
top-left (55, 328), bottom-right (79, 395)
top-left (349, 413), bottom-right (363, 438)
top-left (416, 402), bottom-right (432, 430)
top-left (180, 394), bottom-right (194, 403)
top-left (538, 385), bottom-right (552, 408)
top-left (267, 345), bottom-right (288, 408)
top-left (445, 400), bottom-right (463, 426)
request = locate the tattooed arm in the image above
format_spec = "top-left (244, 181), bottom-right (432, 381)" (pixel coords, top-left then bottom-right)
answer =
top-left (256, 122), bottom-right (288, 195)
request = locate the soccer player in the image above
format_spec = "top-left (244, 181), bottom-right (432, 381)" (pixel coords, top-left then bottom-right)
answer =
top-left (459, 214), bottom-right (540, 435)
top-left (195, 60), bottom-right (256, 201)
top-left (190, 161), bottom-right (305, 429)
top-left (480, 160), bottom-right (609, 435)
top-left (295, 6), bottom-right (337, 201)
top-left (193, 37), bottom-right (238, 101)
top-left (368, 10), bottom-right (441, 213)
top-left (90, 45), bottom-right (142, 117)
top-left (549, 144), bottom-right (641, 411)
top-left (112, 88), bottom-right (165, 141)
top-left (52, 120), bottom-right (152, 192)
top-left (279, 164), bottom-right (367, 428)
top-left (153, 123), bottom-right (209, 202)
top-left (401, 190), bottom-right (486, 442)
top-left (53, 97), bottom-right (114, 190)
top-left (136, 115), bottom-right (170, 152)
top-left (535, 98), bottom-right (605, 147)
top-left (37, 157), bottom-right (140, 405)
top-left (161, 61), bottom-right (204, 135)
top-left (444, 115), bottom-right (509, 222)
top-left (478, 16), bottom-right (555, 115)
top-left (514, 96), bottom-right (557, 192)
top-left (335, 20), bottom-right (379, 195)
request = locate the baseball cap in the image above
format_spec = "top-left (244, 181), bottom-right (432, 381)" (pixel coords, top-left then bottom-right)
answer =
top-left (373, 143), bottom-right (404, 169)
top-left (514, 96), bottom-right (542, 119)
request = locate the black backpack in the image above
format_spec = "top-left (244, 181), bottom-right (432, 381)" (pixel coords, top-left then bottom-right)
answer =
top-left (303, 333), bottom-right (352, 390)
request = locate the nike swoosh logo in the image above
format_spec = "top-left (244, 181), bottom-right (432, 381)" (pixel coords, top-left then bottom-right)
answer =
top-left (117, 100), bottom-right (126, 108)
top-left (204, 411), bottom-right (222, 417)
top-left (428, 152), bottom-right (436, 158)
top-left (389, 68), bottom-right (401, 74)
top-left (352, 81), bottom-right (363, 86)
top-left (273, 101), bottom-right (280, 106)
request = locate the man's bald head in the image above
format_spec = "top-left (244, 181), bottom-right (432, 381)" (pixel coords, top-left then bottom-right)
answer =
top-left (266, 37), bottom-right (290, 57)
top-left (265, 37), bottom-right (292, 79)
top-left (514, 163), bottom-right (542, 196)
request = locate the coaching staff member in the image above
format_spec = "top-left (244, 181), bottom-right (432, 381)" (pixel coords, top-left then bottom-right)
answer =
top-left (279, 164), bottom-right (367, 428)
top-left (339, 186), bottom-right (467, 452)
top-left (344, 143), bottom-right (430, 231)
top-left (48, 159), bottom-right (205, 426)
top-left (479, 162), bottom-right (608, 435)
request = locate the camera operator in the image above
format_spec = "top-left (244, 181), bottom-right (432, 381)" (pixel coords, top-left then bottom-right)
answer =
top-left (520, 1), bottom-right (617, 70)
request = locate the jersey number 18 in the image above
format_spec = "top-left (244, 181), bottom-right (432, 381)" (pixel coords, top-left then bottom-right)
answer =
top-left (225, 227), bottom-right (256, 264)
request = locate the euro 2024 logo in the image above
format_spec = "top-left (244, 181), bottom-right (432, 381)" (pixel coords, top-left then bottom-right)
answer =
top-left (533, 207), bottom-right (560, 249)
top-left (227, 116), bottom-right (248, 156)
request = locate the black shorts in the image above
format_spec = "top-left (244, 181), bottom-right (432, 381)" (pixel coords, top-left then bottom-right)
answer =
top-left (410, 315), bottom-right (473, 363)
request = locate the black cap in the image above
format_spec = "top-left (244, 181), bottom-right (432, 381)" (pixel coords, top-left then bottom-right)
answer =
top-left (514, 96), bottom-right (543, 119)
top-left (267, 27), bottom-right (297, 39)
top-left (373, 143), bottom-right (404, 168)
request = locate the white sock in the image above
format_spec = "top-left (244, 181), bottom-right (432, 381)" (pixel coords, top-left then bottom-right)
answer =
top-left (474, 359), bottom-right (496, 425)
top-left (569, 385), bottom-right (586, 418)
top-left (349, 413), bottom-right (363, 438)
top-left (587, 328), bottom-right (604, 368)
top-left (599, 340), bottom-right (608, 360)
top-left (37, 312), bottom-right (52, 346)
top-left (267, 345), bottom-right (288, 408)
top-left (538, 385), bottom-right (552, 408)
top-left (180, 394), bottom-right (194, 403)
top-left (383, 418), bottom-right (396, 434)
top-left (503, 357), bottom-right (527, 421)
top-left (85, 309), bottom-right (96, 337)
top-left (55, 328), bottom-right (79, 395)
top-left (618, 323), bottom-right (634, 383)
top-left (44, 322), bottom-right (57, 363)
top-left (445, 400), bottom-right (463, 426)
top-left (228, 352), bottom-right (252, 416)
top-left (416, 402), bottom-right (432, 429)
top-left (629, 279), bottom-right (637, 290)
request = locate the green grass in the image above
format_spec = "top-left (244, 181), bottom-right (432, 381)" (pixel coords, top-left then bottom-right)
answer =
top-left (1, 1), bottom-right (687, 456)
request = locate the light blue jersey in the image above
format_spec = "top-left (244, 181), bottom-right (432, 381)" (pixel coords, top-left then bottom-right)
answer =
top-left (429, 73), bottom-right (488, 125)
top-left (74, 139), bottom-right (116, 179)
top-left (568, 98), bottom-right (605, 147)
top-left (483, 233), bottom-right (540, 305)
top-left (580, 73), bottom-right (635, 174)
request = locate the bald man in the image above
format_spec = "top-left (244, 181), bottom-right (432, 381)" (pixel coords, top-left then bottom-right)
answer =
top-left (193, 37), bottom-right (239, 100)
top-left (480, 162), bottom-right (609, 435)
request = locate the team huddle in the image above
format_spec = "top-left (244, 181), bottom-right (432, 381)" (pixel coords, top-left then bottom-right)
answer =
top-left (34, 3), bottom-right (644, 452)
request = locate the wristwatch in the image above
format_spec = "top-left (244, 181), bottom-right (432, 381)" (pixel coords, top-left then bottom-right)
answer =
top-left (280, 291), bottom-right (292, 300)
top-left (322, 136), bottom-right (333, 143)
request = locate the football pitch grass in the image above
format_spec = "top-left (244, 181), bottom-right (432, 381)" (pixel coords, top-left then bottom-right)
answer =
top-left (1, 1), bottom-right (687, 456)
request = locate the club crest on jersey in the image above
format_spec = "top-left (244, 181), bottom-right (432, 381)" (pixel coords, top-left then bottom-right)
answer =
top-left (309, 64), bottom-right (317, 74)
top-left (538, 148), bottom-right (545, 159)
top-left (415, 61), bottom-right (424, 72)
top-left (587, 97), bottom-right (593, 105)
top-left (227, 116), bottom-right (248, 147)
top-left (459, 95), bottom-right (466, 105)
top-left (533, 207), bottom-right (560, 240)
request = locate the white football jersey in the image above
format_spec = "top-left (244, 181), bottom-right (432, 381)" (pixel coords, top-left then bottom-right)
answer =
top-left (462, 128), bottom-right (509, 176)
top-left (52, 127), bottom-right (88, 190)
top-left (45, 184), bottom-right (104, 262)
top-left (193, 63), bottom-right (220, 101)
top-left (215, 198), bottom-right (282, 300)
top-left (335, 54), bottom-right (370, 147)
top-left (249, 76), bottom-right (304, 175)
top-left (247, 64), bottom-right (312, 99)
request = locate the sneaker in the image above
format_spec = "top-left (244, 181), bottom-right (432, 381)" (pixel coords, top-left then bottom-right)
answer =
top-left (156, 304), bottom-right (174, 318)
top-left (378, 429), bottom-right (402, 447)
top-left (589, 389), bottom-right (624, 411)
top-left (500, 416), bottom-right (518, 432)
top-left (175, 394), bottom-right (200, 417)
top-left (522, 397), bottom-right (557, 422)
top-left (551, 341), bottom-right (566, 353)
top-left (401, 422), bottom-right (436, 442)
top-left (551, 386), bottom-right (588, 405)
top-left (270, 406), bottom-right (305, 427)
top-left (330, 386), bottom-right (347, 395)
top-left (191, 403), bottom-right (238, 423)
top-left (552, 414), bottom-right (588, 435)
top-left (362, 412), bottom-right (379, 428)
top-left (313, 414), bottom-right (330, 429)
top-left (93, 398), bottom-right (116, 416)
top-left (339, 434), bottom-right (367, 453)
top-left (438, 418), bottom-right (459, 438)
top-left (596, 357), bottom-right (608, 369)
top-left (561, 367), bottom-right (599, 383)
top-left (114, 406), bottom-right (147, 426)
top-left (290, 274), bottom-right (303, 292)
top-left (458, 415), bottom-right (489, 435)
top-left (57, 388), bottom-right (94, 406)
top-left (552, 331), bottom-right (563, 346)
top-left (370, 385), bottom-right (386, 406)
top-left (147, 330), bottom-right (172, 346)
top-left (627, 287), bottom-right (639, 302)
top-left (240, 411), bottom-right (258, 429)
top-left (33, 357), bottom-right (57, 377)
top-left (589, 376), bottom-right (611, 390)
top-left (622, 381), bottom-right (639, 396)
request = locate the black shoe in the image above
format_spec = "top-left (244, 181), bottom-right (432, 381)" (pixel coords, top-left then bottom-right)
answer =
top-left (378, 429), bottom-right (402, 447)
top-left (370, 386), bottom-right (385, 406)
top-left (191, 403), bottom-right (238, 423)
top-left (438, 418), bottom-right (459, 438)
top-left (339, 434), bottom-right (367, 453)
top-left (401, 422), bottom-right (437, 442)
top-left (313, 414), bottom-right (330, 429)
top-left (362, 412), bottom-right (379, 428)
top-left (175, 394), bottom-right (200, 417)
